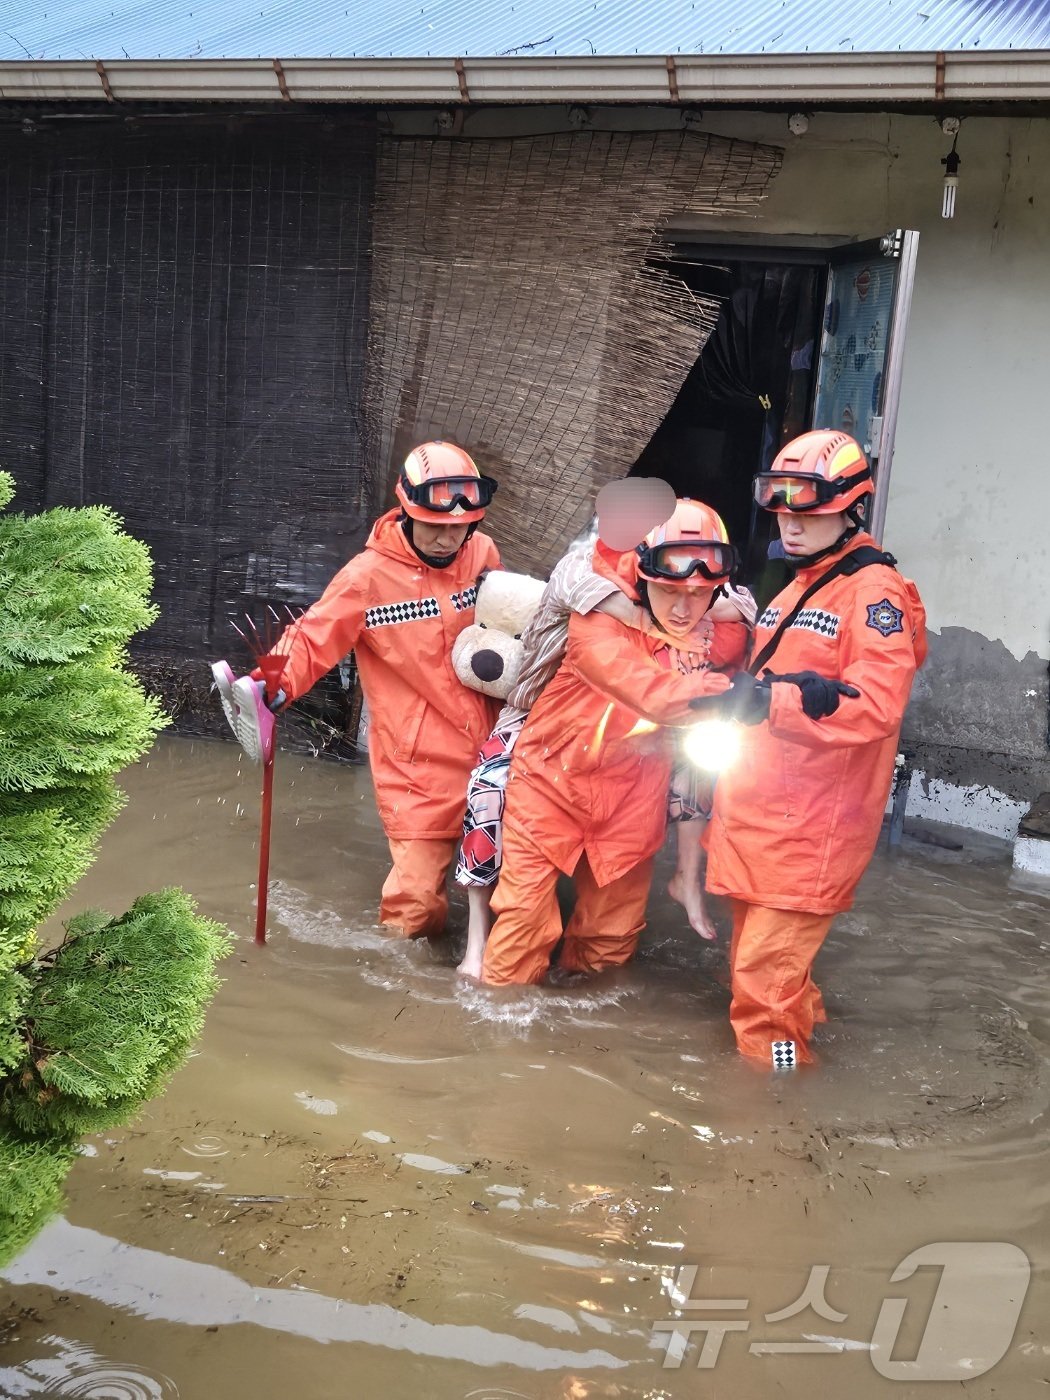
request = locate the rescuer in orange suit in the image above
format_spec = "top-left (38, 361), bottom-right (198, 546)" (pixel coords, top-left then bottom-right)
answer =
top-left (481, 500), bottom-right (738, 986)
top-left (245, 442), bottom-right (502, 939)
top-left (699, 430), bottom-right (927, 1070)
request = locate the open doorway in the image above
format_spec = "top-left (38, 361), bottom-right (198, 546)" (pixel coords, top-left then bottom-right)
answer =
top-left (631, 233), bottom-right (919, 604)
top-left (631, 252), bottom-right (824, 601)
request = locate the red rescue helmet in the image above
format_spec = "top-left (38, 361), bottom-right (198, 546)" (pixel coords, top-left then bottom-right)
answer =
top-left (395, 441), bottom-right (497, 524)
top-left (636, 499), bottom-right (736, 587)
top-left (753, 430), bottom-right (873, 516)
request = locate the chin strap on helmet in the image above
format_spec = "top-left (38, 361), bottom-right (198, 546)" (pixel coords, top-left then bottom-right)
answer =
top-left (636, 578), bottom-right (654, 625)
top-left (847, 499), bottom-right (869, 529)
top-left (783, 517), bottom-right (861, 570)
top-left (400, 514), bottom-right (477, 570)
top-left (783, 490), bottom-right (873, 570)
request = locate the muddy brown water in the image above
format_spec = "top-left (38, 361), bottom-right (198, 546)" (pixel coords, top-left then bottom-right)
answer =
top-left (2, 734), bottom-right (1049, 1399)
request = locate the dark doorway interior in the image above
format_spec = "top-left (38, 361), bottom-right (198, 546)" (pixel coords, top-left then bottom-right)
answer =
top-left (632, 255), bottom-right (825, 600)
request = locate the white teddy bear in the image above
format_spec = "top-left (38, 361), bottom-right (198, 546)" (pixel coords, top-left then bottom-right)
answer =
top-left (453, 570), bottom-right (547, 700)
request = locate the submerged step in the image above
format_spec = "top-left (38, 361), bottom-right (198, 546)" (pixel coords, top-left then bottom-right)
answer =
top-left (1013, 792), bottom-right (1050, 876)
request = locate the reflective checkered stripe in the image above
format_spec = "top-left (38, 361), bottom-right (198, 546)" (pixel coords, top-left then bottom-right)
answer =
top-left (451, 586), bottom-right (478, 612)
top-left (790, 608), bottom-right (840, 639)
top-left (757, 606), bottom-right (782, 629)
top-left (364, 596), bottom-right (441, 629)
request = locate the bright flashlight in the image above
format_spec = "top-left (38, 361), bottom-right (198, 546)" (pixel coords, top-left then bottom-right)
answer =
top-left (683, 719), bottom-right (741, 773)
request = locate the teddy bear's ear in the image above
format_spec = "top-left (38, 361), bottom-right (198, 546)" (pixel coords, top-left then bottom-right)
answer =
top-left (475, 571), bottom-right (546, 635)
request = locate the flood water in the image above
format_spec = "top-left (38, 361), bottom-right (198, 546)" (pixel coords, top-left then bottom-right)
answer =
top-left (2, 733), bottom-right (1049, 1399)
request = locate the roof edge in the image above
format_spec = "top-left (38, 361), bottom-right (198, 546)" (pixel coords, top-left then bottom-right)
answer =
top-left (1, 50), bottom-right (1049, 105)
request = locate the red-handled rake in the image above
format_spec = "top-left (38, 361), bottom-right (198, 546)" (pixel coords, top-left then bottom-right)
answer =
top-left (227, 607), bottom-right (305, 945)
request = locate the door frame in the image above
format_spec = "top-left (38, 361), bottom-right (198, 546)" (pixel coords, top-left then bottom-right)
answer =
top-left (664, 229), bottom-right (920, 544)
top-left (868, 229), bottom-right (920, 542)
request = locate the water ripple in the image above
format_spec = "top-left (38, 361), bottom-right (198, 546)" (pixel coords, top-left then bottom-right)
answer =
top-left (0, 1337), bottom-right (178, 1399)
top-left (179, 1134), bottom-right (228, 1160)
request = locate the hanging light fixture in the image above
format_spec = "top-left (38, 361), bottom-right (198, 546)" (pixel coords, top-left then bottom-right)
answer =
top-left (940, 120), bottom-right (962, 219)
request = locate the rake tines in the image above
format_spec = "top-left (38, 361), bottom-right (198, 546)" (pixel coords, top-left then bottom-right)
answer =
top-left (231, 606), bottom-right (303, 683)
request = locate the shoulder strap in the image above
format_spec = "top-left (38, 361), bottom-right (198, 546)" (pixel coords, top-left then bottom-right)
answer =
top-left (748, 546), bottom-right (896, 676)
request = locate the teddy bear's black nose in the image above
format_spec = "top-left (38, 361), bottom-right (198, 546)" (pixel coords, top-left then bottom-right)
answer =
top-left (471, 649), bottom-right (504, 682)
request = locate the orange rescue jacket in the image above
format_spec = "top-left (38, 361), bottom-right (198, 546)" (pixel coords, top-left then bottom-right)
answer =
top-left (504, 558), bottom-right (732, 887)
top-left (268, 509), bottom-right (501, 840)
top-left (706, 533), bottom-right (927, 914)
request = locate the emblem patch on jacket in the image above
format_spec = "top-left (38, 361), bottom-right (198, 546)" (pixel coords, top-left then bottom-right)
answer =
top-left (791, 607), bottom-right (840, 638)
top-left (866, 598), bottom-right (904, 637)
top-left (365, 597), bottom-right (441, 628)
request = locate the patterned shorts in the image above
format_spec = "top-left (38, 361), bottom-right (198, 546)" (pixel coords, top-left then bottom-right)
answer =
top-left (454, 715), bottom-right (526, 888)
top-left (455, 717), bottom-right (711, 888)
top-left (667, 751), bottom-right (715, 824)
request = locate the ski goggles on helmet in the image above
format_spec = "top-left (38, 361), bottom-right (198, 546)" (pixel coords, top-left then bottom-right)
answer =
top-left (637, 539), bottom-right (736, 582)
top-left (399, 473), bottom-right (498, 513)
top-left (753, 468), bottom-right (870, 512)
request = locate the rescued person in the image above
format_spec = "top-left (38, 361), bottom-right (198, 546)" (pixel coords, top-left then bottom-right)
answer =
top-left (700, 430), bottom-right (927, 1069)
top-left (216, 441), bottom-right (501, 940)
top-left (455, 494), bottom-right (754, 978)
top-left (480, 499), bottom-right (740, 986)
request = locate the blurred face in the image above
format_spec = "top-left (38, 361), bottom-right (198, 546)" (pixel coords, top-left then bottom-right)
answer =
top-left (778, 509), bottom-right (849, 558)
top-left (647, 580), bottom-right (716, 638)
top-left (411, 519), bottom-right (470, 558)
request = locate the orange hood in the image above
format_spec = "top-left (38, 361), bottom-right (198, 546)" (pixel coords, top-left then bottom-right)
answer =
top-left (591, 539), bottom-right (642, 602)
top-left (364, 507), bottom-right (467, 568)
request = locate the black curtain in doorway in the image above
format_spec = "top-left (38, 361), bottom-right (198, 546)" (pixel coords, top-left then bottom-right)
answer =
top-left (631, 261), bottom-right (821, 588)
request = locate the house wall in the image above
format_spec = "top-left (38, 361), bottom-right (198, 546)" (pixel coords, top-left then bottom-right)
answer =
top-left (2, 100), bottom-right (1042, 813)
top-left (667, 107), bottom-right (1050, 833)
top-left (387, 104), bottom-right (1050, 831)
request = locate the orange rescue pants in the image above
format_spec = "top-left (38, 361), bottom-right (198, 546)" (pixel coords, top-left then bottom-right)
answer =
top-left (728, 900), bottom-right (835, 1064)
top-left (483, 823), bottom-right (655, 985)
top-left (380, 837), bottom-right (459, 939)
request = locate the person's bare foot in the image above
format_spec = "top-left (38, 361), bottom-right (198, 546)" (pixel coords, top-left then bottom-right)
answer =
top-left (457, 948), bottom-right (484, 980)
top-left (458, 887), bottom-right (492, 979)
top-left (667, 873), bottom-right (717, 940)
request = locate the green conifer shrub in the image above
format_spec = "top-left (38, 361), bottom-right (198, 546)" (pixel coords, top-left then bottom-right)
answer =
top-left (0, 470), bottom-right (231, 1267)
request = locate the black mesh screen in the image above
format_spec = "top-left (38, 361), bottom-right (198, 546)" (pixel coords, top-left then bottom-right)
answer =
top-left (0, 111), bottom-right (375, 722)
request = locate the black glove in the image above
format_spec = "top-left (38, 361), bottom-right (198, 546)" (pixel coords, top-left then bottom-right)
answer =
top-left (765, 670), bottom-right (860, 720)
top-left (688, 672), bottom-right (771, 725)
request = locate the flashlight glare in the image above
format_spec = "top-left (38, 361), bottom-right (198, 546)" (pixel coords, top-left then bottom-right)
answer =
top-left (684, 719), bottom-right (741, 773)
